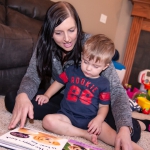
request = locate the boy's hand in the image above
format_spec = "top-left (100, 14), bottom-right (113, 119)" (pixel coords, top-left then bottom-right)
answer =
top-left (35, 95), bottom-right (49, 105)
top-left (87, 116), bottom-right (103, 135)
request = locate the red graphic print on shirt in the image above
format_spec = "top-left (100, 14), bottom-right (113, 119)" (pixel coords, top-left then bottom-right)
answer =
top-left (67, 85), bottom-right (81, 102)
top-left (67, 85), bottom-right (94, 105)
top-left (80, 89), bottom-right (93, 105)
top-left (59, 72), bottom-right (68, 83)
top-left (99, 92), bottom-right (110, 101)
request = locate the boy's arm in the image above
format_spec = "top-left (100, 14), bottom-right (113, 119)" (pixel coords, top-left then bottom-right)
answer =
top-left (97, 104), bottom-right (109, 122)
top-left (44, 81), bottom-right (64, 99)
top-left (88, 104), bottom-right (109, 135)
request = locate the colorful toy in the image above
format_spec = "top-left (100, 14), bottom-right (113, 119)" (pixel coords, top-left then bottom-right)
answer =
top-left (133, 91), bottom-right (150, 101)
top-left (124, 86), bottom-right (141, 112)
top-left (142, 108), bottom-right (150, 114)
top-left (124, 86), bottom-right (140, 99)
top-left (136, 97), bottom-right (150, 114)
top-left (124, 70), bottom-right (150, 114)
top-left (124, 83), bottom-right (132, 91)
top-left (136, 70), bottom-right (150, 114)
top-left (133, 91), bottom-right (150, 114)
top-left (129, 98), bottom-right (141, 112)
top-left (138, 69), bottom-right (150, 92)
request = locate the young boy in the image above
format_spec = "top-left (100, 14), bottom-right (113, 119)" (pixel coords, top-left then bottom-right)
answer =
top-left (36, 34), bottom-right (143, 150)
top-left (36, 34), bottom-right (114, 144)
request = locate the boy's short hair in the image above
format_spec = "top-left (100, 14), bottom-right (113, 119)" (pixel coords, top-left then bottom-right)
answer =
top-left (83, 34), bottom-right (115, 64)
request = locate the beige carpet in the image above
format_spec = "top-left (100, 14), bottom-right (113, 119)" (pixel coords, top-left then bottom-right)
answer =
top-left (0, 96), bottom-right (150, 150)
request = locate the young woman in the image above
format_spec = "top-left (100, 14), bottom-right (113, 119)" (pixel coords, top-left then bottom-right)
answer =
top-left (4, 1), bottom-right (148, 150)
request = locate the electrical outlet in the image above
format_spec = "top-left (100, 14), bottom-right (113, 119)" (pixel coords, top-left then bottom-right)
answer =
top-left (100, 14), bottom-right (107, 24)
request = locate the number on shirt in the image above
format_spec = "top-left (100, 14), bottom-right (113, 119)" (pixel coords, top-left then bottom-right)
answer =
top-left (67, 85), bottom-right (93, 105)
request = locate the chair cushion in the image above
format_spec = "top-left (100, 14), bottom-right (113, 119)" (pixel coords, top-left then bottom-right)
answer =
top-left (7, 8), bottom-right (42, 34)
top-left (0, 4), bottom-right (5, 24)
top-left (0, 24), bottom-right (35, 69)
top-left (7, 0), bottom-right (55, 20)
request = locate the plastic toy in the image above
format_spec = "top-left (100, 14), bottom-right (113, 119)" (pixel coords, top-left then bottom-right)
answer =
top-left (125, 86), bottom-right (140, 99)
top-left (124, 83), bottom-right (131, 92)
top-left (142, 108), bottom-right (150, 114)
top-left (123, 70), bottom-right (150, 114)
top-left (138, 69), bottom-right (150, 92)
top-left (136, 70), bottom-right (150, 114)
top-left (136, 97), bottom-right (150, 114)
top-left (124, 87), bottom-right (141, 112)
top-left (129, 98), bottom-right (141, 112)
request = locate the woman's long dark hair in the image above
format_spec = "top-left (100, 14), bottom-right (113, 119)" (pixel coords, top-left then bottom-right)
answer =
top-left (36, 1), bottom-right (83, 80)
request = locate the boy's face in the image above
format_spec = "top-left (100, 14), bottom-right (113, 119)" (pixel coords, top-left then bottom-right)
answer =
top-left (81, 55), bottom-right (109, 79)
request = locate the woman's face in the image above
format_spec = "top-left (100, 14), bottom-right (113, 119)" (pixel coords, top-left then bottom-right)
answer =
top-left (53, 16), bottom-right (77, 52)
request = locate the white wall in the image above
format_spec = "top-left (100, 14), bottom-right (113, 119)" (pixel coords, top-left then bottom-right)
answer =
top-left (114, 1), bottom-right (133, 62)
top-left (52, 0), bottom-right (133, 63)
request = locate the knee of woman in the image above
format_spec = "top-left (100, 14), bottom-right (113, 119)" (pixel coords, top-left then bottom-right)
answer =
top-left (131, 119), bottom-right (141, 142)
top-left (4, 90), bottom-right (17, 113)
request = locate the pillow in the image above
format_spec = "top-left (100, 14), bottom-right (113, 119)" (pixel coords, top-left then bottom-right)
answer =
top-left (113, 61), bottom-right (126, 83)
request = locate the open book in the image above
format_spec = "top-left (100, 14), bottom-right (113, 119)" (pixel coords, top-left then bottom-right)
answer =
top-left (0, 127), bottom-right (68, 150)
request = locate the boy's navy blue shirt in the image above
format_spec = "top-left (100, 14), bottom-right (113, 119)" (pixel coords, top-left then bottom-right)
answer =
top-left (56, 65), bottom-right (110, 119)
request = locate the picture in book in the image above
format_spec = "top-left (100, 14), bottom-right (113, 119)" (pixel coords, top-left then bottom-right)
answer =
top-left (63, 139), bottom-right (104, 150)
top-left (0, 127), bottom-right (68, 150)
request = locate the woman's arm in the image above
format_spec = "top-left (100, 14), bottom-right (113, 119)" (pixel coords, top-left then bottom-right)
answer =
top-left (9, 46), bottom-right (41, 129)
top-left (17, 46), bottom-right (41, 100)
top-left (102, 62), bottom-right (132, 131)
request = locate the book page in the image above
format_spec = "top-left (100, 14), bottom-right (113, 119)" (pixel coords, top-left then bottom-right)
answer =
top-left (0, 127), bottom-right (68, 150)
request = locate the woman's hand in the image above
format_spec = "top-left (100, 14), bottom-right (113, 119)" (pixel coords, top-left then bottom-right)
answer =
top-left (115, 126), bottom-right (133, 150)
top-left (8, 93), bottom-right (34, 129)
